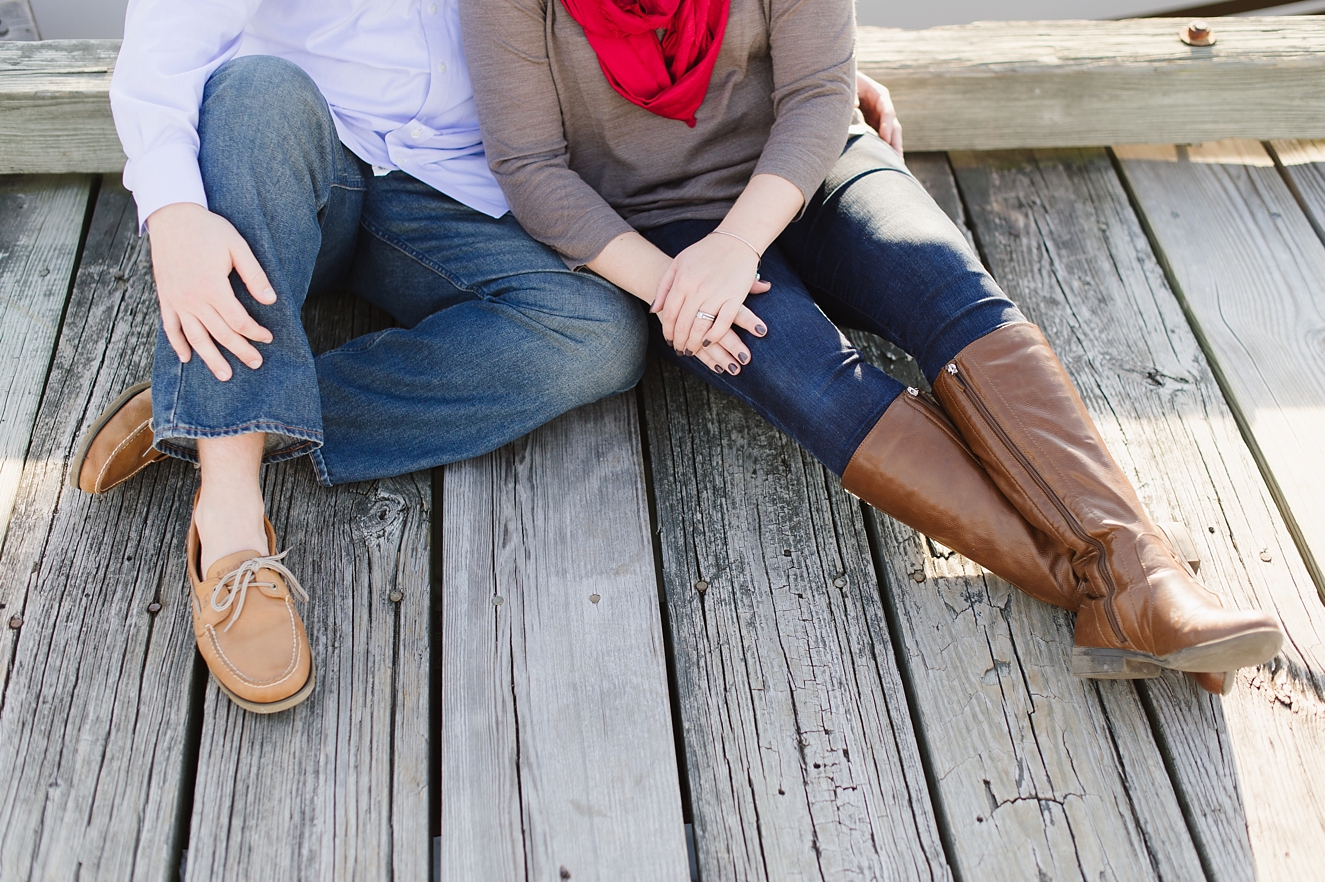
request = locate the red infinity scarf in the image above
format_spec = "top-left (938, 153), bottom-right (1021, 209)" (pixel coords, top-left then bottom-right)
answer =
top-left (559, 0), bottom-right (730, 127)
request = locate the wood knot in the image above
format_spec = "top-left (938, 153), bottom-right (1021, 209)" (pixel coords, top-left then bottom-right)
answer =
top-left (352, 492), bottom-right (406, 538)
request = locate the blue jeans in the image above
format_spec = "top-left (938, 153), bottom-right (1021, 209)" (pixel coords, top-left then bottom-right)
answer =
top-left (151, 56), bottom-right (646, 485)
top-left (644, 131), bottom-right (1025, 476)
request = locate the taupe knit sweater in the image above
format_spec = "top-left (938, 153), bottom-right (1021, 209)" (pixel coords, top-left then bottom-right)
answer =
top-left (460, 0), bottom-right (856, 267)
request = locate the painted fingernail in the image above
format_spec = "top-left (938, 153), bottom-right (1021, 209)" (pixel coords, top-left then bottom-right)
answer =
top-left (650, 297), bottom-right (659, 311)
top-left (756, 324), bottom-right (767, 336)
top-left (665, 338), bottom-right (673, 347)
top-left (684, 349), bottom-right (692, 357)
top-left (738, 351), bottom-right (749, 364)
top-left (712, 363), bottom-right (723, 373)
top-left (701, 339), bottom-right (711, 348)
top-left (728, 364), bottom-right (739, 374)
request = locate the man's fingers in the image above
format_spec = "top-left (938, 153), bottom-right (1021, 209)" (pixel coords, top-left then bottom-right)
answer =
top-left (230, 239), bottom-right (277, 305)
top-left (213, 286), bottom-right (273, 344)
top-left (733, 305), bottom-right (767, 338)
top-left (179, 314), bottom-right (233, 381)
top-left (198, 306), bottom-right (264, 369)
top-left (161, 310), bottom-right (193, 363)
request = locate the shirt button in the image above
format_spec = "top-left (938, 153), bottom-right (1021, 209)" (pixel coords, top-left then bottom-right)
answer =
top-left (437, 61), bottom-right (447, 74)
top-left (428, 2), bottom-right (437, 12)
top-left (411, 127), bottom-right (424, 139)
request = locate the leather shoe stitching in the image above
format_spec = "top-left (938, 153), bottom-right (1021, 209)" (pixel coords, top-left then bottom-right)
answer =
top-left (94, 419), bottom-right (152, 491)
top-left (203, 601), bottom-right (301, 688)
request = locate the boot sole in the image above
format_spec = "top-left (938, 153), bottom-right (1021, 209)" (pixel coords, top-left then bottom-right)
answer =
top-left (67, 381), bottom-right (154, 490)
top-left (1072, 628), bottom-right (1283, 679)
top-left (214, 661), bottom-right (316, 715)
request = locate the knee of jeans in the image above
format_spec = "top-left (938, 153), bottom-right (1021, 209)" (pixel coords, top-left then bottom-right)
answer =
top-left (198, 57), bottom-right (336, 183)
top-left (560, 292), bottom-right (648, 401)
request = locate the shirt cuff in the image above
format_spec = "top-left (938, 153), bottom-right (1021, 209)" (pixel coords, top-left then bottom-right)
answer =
top-left (123, 142), bottom-right (209, 234)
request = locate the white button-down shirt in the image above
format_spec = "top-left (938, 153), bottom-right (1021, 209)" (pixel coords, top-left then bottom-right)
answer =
top-left (110, 0), bottom-right (509, 230)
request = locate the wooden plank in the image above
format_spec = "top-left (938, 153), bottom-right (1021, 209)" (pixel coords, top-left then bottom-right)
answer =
top-left (181, 293), bottom-right (431, 881)
top-left (8, 18), bottom-right (1325, 172)
top-left (955, 145), bottom-right (1325, 879)
top-left (841, 152), bottom-right (1207, 882)
top-left (0, 40), bottom-right (123, 174)
top-left (438, 394), bottom-right (690, 882)
top-left (858, 18), bottom-right (1325, 151)
top-left (1115, 140), bottom-right (1325, 595)
top-left (0, 175), bottom-right (90, 541)
top-left (0, 1), bottom-right (40, 41)
top-left (0, 182), bottom-right (198, 881)
top-left (1269, 139), bottom-right (1325, 245)
top-left (641, 366), bottom-right (950, 881)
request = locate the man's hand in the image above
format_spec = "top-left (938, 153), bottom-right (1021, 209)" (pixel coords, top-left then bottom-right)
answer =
top-left (856, 72), bottom-right (903, 155)
top-left (147, 202), bottom-right (276, 381)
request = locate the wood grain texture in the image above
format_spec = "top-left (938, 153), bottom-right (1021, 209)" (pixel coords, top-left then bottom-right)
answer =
top-left (0, 183), bottom-right (199, 882)
top-left (0, 40), bottom-right (124, 174)
top-left (1115, 140), bottom-right (1325, 598)
top-left (438, 393), bottom-right (689, 882)
top-left (0, 175), bottom-right (89, 541)
top-left (955, 146), bottom-right (1325, 879)
top-left (837, 153), bottom-right (1206, 882)
top-left (1270, 139), bottom-right (1325, 245)
top-left (8, 18), bottom-right (1325, 172)
top-left (0, 1), bottom-right (40, 41)
top-left (858, 18), bottom-right (1325, 151)
top-left (641, 364), bottom-right (949, 882)
top-left (182, 290), bottom-right (431, 882)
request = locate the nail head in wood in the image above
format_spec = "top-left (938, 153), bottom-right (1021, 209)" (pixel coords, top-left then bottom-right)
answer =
top-left (492, 595), bottom-right (504, 606)
top-left (146, 602), bottom-right (161, 614)
top-left (1181, 20), bottom-right (1215, 47)
top-left (389, 591), bottom-right (403, 603)
top-left (8, 615), bottom-right (21, 629)
top-left (911, 570), bottom-right (926, 583)
top-left (560, 867), bottom-right (571, 879)
top-left (694, 580), bottom-right (708, 593)
top-left (833, 577), bottom-right (847, 588)
top-left (589, 593), bottom-right (600, 604)
top-left (1260, 549), bottom-right (1273, 562)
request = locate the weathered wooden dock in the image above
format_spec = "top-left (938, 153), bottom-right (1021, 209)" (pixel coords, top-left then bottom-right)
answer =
top-left (2, 18), bottom-right (1325, 882)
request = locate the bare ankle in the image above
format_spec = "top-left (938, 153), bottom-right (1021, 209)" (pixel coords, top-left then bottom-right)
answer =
top-left (195, 433), bottom-right (270, 573)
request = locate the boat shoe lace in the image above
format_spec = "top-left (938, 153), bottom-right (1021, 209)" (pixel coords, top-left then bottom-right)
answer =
top-left (210, 550), bottom-right (309, 632)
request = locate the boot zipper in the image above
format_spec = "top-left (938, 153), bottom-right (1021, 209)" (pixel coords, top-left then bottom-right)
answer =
top-left (944, 363), bottom-right (1127, 644)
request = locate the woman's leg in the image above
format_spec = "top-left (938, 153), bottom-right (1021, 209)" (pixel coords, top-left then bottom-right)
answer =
top-left (781, 132), bottom-right (1281, 679)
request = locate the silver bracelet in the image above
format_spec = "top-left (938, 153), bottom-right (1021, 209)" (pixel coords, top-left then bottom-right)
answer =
top-left (711, 229), bottom-right (763, 265)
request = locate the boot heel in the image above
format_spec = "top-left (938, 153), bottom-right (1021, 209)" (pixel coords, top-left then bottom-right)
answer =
top-left (1157, 521), bottom-right (1201, 574)
top-left (1071, 646), bottom-right (1163, 679)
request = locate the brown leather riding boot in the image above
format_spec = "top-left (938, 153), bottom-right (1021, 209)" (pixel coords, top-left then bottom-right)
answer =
top-left (932, 323), bottom-right (1282, 679)
top-left (843, 387), bottom-right (1081, 610)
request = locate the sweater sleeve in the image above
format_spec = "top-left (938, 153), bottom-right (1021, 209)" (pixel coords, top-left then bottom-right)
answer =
top-left (460, 0), bottom-right (635, 268)
top-left (754, 0), bottom-right (856, 210)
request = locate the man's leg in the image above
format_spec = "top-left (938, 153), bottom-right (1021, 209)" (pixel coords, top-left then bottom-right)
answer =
top-left (310, 173), bottom-right (646, 485)
top-left (151, 55), bottom-right (364, 566)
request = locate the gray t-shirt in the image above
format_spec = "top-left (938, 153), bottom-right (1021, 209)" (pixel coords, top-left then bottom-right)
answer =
top-left (460, 0), bottom-right (856, 267)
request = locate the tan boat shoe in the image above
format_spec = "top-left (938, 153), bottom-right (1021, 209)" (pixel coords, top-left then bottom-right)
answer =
top-left (69, 382), bottom-right (167, 493)
top-left (187, 508), bottom-right (315, 713)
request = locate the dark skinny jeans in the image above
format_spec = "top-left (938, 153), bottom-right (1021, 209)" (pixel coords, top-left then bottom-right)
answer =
top-left (644, 130), bottom-right (1025, 476)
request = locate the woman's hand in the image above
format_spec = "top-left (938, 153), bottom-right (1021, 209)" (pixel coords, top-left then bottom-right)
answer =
top-left (653, 233), bottom-right (769, 374)
top-left (856, 72), bottom-right (903, 155)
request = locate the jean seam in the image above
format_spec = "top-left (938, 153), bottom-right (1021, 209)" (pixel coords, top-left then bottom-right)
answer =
top-left (358, 218), bottom-right (473, 294)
